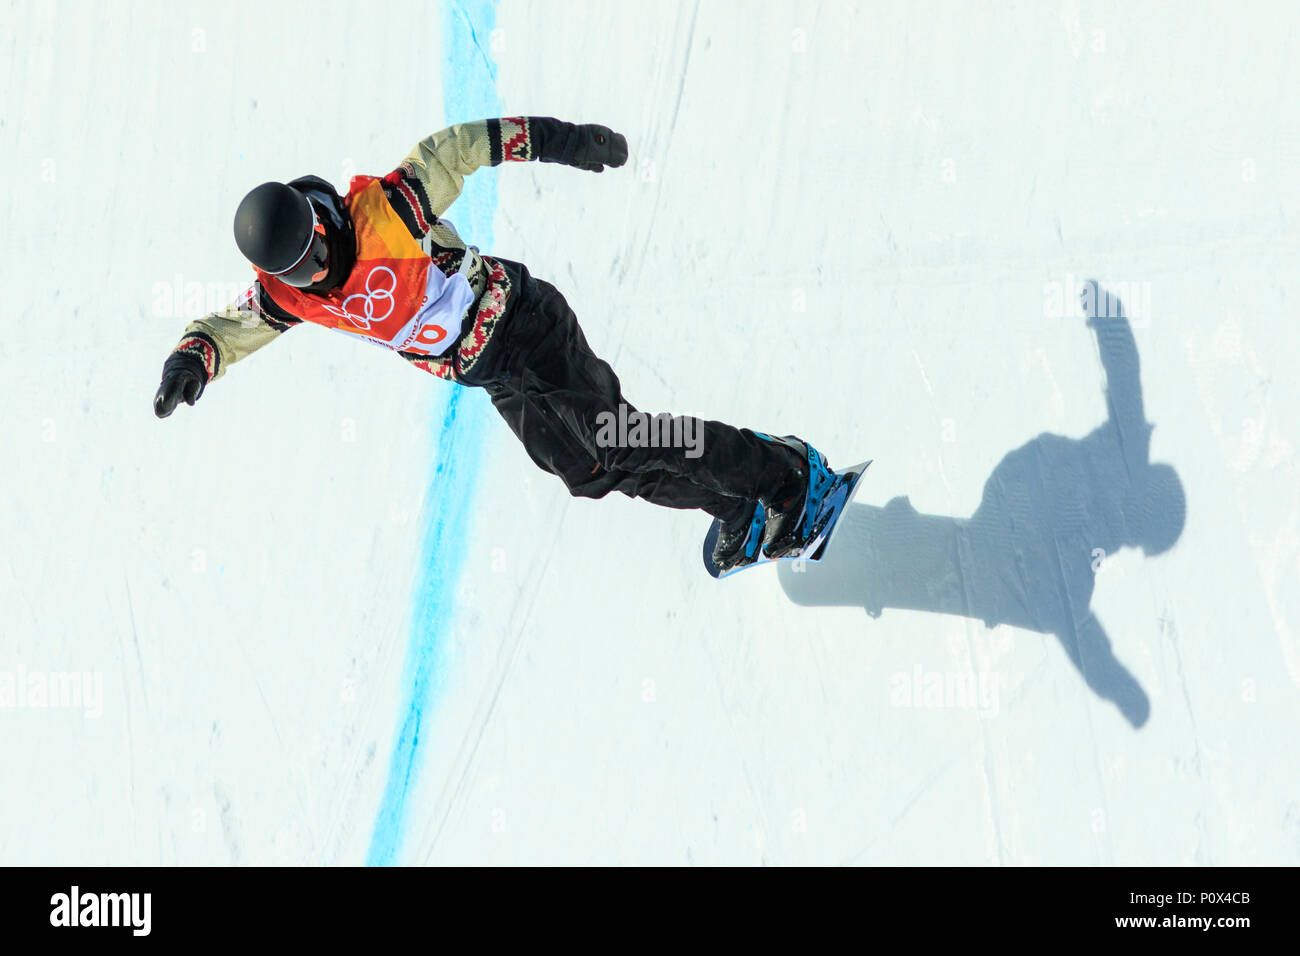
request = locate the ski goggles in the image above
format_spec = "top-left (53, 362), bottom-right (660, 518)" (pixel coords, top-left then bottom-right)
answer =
top-left (267, 200), bottom-right (330, 288)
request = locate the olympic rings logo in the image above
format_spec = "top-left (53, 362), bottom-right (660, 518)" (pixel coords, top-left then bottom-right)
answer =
top-left (323, 266), bottom-right (397, 331)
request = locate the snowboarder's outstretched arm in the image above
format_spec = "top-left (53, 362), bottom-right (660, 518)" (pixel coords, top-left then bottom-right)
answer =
top-left (388, 116), bottom-right (628, 227)
top-left (154, 285), bottom-right (300, 418)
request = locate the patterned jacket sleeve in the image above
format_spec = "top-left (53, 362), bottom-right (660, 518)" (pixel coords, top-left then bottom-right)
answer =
top-left (166, 283), bottom-right (301, 383)
top-left (384, 117), bottom-right (570, 235)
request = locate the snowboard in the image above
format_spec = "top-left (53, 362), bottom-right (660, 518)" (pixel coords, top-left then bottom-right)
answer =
top-left (702, 459), bottom-right (872, 579)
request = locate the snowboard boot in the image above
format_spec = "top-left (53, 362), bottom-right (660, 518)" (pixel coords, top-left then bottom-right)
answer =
top-left (711, 500), bottom-right (767, 573)
top-left (756, 435), bottom-right (835, 559)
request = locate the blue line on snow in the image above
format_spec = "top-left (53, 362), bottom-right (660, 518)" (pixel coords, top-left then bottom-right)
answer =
top-left (366, 0), bottom-right (502, 867)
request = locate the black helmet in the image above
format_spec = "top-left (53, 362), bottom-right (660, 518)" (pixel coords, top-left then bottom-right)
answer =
top-left (233, 181), bottom-right (330, 288)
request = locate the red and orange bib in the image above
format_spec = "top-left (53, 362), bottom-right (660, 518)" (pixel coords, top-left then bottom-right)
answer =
top-left (257, 175), bottom-right (474, 357)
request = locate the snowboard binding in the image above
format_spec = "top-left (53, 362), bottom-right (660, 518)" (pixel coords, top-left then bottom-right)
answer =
top-left (756, 436), bottom-right (838, 559)
top-left (702, 438), bottom-right (872, 580)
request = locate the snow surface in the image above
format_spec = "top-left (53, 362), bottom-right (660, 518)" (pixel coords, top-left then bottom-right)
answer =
top-left (2, 0), bottom-right (1298, 864)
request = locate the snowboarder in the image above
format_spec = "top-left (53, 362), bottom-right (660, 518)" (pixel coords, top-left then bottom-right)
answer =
top-left (153, 117), bottom-right (824, 572)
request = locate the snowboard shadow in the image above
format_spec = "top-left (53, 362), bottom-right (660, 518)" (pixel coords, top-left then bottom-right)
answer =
top-left (779, 282), bottom-right (1185, 728)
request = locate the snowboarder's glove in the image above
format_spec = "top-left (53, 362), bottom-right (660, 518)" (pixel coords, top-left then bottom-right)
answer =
top-left (534, 118), bottom-right (628, 173)
top-left (153, 352), bottom-right (207, 418)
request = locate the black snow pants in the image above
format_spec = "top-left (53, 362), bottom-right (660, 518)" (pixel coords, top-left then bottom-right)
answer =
top-left (474, 263), bottom-right (800, 522)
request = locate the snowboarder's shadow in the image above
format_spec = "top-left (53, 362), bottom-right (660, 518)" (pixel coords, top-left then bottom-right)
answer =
top-left (780, 282), bottom-right (1185, 728)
